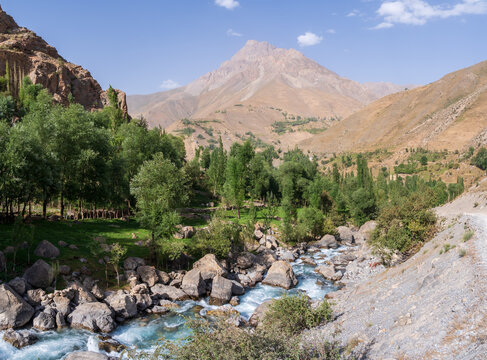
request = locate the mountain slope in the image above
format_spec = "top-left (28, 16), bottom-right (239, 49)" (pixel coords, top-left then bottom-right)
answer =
top-left (0, 5), bottom-right (127, 113)
top-left (301, 60), bottom-right (487, 153)
top-left (128, 40), bottom-right (406, 129)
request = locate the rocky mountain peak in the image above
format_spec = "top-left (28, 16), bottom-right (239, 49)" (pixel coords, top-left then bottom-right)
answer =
top-left (0, 5), bottom-right (19, 33)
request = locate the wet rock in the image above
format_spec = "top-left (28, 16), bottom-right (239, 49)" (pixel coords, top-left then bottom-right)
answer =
top-left (123, 257), bottom-right (145, 271)
top-left (262, 260), bottom-right (298, 289)
top-left (104, 290), bottom-right (137, 319)
top-left (301, 257), bottom-right (317, 266)
top-left (193, 254), bottom-right (228, 280)
top-left (0, 284), bottom-right (35, 329)
top-left (137, 266), bottom-right (159, 287)
top-left (150, 284), bottom-right (190, 301)
top-left (34, 240), bottom-right (60, 259)
top-left (2, 328), bottom-right (37, 349)
top-left (23, 259), bottom-right (54, 288)
top-left (315, 264), bottom-right (342, 281)
top-left (33, 312), bottom-right (56, 331)
top-left (315, 234), bottom-right (338, 249)
top-left (67, 302), bottom-right (116, 333)
top-left (159, 299), bottom-right (179, 309)
top-left (231, 280), bottom-right (245, 295)
top-left (65, 351), bottom-right (109, 360)
top-left (150, 305), bottom-right (170, 314)
top-left (56, 312), bottom-right (66, 328)
top-left (229, 296), bottom-right (240, 306)
top-left (210, 275), bottom-right (234, 305)
top-left (249, 300), bottom-right (274, 327)
top-left (8, 277), bottom-right (27, 295)
top-left (181, 269), bottom-right (206, 298)
top-left (98, 335), bottom-right (126, 353)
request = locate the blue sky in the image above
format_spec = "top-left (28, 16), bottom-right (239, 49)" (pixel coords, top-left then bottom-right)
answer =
top-left (2, 0), bottom-right (486, 95)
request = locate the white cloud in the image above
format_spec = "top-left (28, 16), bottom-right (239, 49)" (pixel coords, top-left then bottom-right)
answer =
top-left (215, 0), bottom-right (239, 10)
top-left (375, 0), bottom-right (487, 28)
top-left (326, 29), bottom-right (336, 34)
top-left (297, 32), bottom-right (323, 47)
top-left (347, 9), bottom-right (361, 17)
top-left (227, 28), bottom-right (243, 37)
top-left (160, 79), bottom-right (180, 90)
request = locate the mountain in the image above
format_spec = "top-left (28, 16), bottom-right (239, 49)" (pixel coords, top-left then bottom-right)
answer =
top-left (128, 40), bottom-right (407, 129)
top-left (0, 5), bottom-right (127, 114)
top-left (300, 60), bottom-right (487, 154)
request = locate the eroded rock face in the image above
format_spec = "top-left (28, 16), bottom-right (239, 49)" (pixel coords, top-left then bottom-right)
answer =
top-left (192, 254), bottom-right (227, 281)
top-left (0, 6), bottom-right (128, 116)
top-left (23, 259), bottom-right (53, 288)
top-left (262, 260), bottom-right (298, 289)
top-left (0, 284), bottom-right (34, 329)
top-left (67, 302), bottom-right (115, 333)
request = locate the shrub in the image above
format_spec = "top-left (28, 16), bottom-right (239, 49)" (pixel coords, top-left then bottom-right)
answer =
top-left (262, 293), bottom-right (333, 336)
top-left (462, 230), bottom-right (474, 242)
top-left (472, 147), bottom-right (487, 170)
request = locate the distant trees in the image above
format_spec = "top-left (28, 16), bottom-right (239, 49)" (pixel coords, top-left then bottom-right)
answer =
top-left (472, 147), bottom-right (487, 170)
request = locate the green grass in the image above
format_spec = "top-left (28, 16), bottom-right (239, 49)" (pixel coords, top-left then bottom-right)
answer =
top-left (462, 230), bottom-right (474, 242)
top-left (0, 219), bottom-right (151, 287)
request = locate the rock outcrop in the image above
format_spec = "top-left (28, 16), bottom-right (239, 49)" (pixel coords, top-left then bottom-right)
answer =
top-left (0, 6), bottom-right (128, 115)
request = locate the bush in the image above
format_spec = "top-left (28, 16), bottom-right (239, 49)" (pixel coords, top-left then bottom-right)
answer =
top-left (472, 147), bottom-right (487, 170)
top-left (262, 293), bottom-right (333, 336)
top-left (462, 230), bottom-right (474, 242)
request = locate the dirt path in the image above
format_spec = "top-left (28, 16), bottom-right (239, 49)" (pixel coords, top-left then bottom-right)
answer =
top-left (304, 192), bottom-right (487, 359)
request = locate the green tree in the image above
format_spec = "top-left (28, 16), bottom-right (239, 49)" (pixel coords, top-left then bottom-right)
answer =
top-left (109, 243), bottom-right (127, 287)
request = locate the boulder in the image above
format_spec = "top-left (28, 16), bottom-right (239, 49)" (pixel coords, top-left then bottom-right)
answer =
top-left (264, 235), bottom-right (278, 250)
top-left (0, 250), bottom-right (5, 271)
top-left (23, 259), bottom-right (54, 288)
top-left (314, 264), bottom-right (342, 281)
top-left (67, 302), bottom-right (116, 333)
top-left (8, 277), bottom-right (27, 295)
top-left (137, 266), bottom-right (159, 287)
top-left (254, 229), bottom-right (264, 240)
top-left (91, 284), bottom-right (104, 300)
top-left (192, 254), bottom-right (227, 280)
top-left (150, 305), bottom-right (170, 314)
top-left (249, 300), bottom-right (274, 327)
top-left (231, 280), bottom-right (245, 295)
top-left (104, 291), bottom-right (137, 319)
top-left (236, 252), bottom-right (257, 269)
top-left (134, 293), bottom-right (152, 311)
top-left (279, 250), bottom-right (296, 262)
top-left (181, 269), bottom-right (206, 298)
top-left (0, 284), bottom-right (34, 329)
top-left (56, 312), bottom-right (66, 328)
top-left (53, 295), bottom-right (71, 316)
top-left (59, 265), bottom-right (71, 275)
top-left (359, 220), bottom-right (377, 242)
top-left (336, 226), bottom-right (354, 244)
top-left (67, 282), bottom-right (97, 305)
top-left (150, 284), bottom-right (190, 301)
top-left (65, 352), bottom-right (109, 360)
top-left (123, 257), bottom-right (145, 271)
top-left (262, 260), bottom-right (298, 289)
top-left (174, 226), bottom-right (195, 239)
top-left (2, 328), bottom-right (37, 349)
top-left (98, 335), bottom-right (126, 353)
top-left (159, 299), bottom-right (179, 309)
top-left (34, 240), bottom-right (60, 259)
top-left (33, 312), bottom-right (56, 331)
top-left (210, 275), bottom-right (234, 305)
top-left (157, 270), bottom-right (171, 284)
top-left (26, 288), bottom-right (46, 305)
top-left (315, 234), bottom-right (339, 249)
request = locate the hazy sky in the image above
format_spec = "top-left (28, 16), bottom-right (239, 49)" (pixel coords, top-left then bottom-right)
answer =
top-left (2, 0), bottom-right (486, 94)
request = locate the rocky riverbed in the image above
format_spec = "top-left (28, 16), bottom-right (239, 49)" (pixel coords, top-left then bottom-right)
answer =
top-left (0, 223), bottom-right (377, 359)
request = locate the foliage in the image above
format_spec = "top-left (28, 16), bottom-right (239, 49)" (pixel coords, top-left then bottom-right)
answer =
top-left (472, 147), bottom-right (487, 170)
top-left (109, 242), bottom-right (127, 287)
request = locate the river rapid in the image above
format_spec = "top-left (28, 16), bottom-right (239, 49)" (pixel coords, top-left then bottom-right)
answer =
top-left (0, 246), bottom-right (343, 360)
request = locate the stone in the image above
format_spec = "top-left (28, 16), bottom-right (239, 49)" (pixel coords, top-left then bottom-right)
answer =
top-left (123, 257), bottom-right (145, 271)
top-left (359, 220), bottom-right (377, 242)
top-left (134, 293), bottom-right (152, 311)
top-left (137, 266), bottom-right (159, 287)
top-left (231, 280), bottom-right (245, 295)
top-left (0, 284), bottom-right (35, 329)
top-left (229, 296), bottom-right (240, 306)
top-left (192, 254), bottom-right (228, 280)
top-left (315, 234), bottom-right (339, 249)
top-left (279, 250), bottom-right (296, 262)
top-left (159, 299), bottom-right (179, 309)
top-left (59, 264), bottom-right (71, 275)
top-left (67, 282), bottom-right (97, 305)
top-left (249, 300), bottom-right (274, 327)
top-left (2, 328), bottom-right (37, 349)
top-left (65, 352), bottom-right (109, 360)
top-left (98, 336), bottom-right (126, 353)
top-left (34, 240), bottom-right (60, 259)
top-left (315, 264), bottom-right (342, 281)
top-left (58, 240), bottom-right (68, 247)
top-left (254, 229), bottom-right (264, 240)
top-left (181, 269), bottom-right (206, 298)
top-left (301, 257), bottom-right (317, 266)
top-left (0, 250), bottom-right (6, 271)
top-left (157, 269), bottom-right (171, 284)
top-left (23, 259), bottom-right (54, 288)
top-left (104, 290), bottom-right (137, 319)
top-left (262, 260), bottom-right (298, 289)
top-left (210, 275), bottom-right (234, 305)
top-left (67, 302), bottom-right (116, 333)
top-left (337, 226), bottom-right (354, 244)
top-left (236, 252), bottom-right (257, 269)
top-left (53, 295), bottom-right (71, 316)
top-left (56, 312), bottom-right (66, 328)
top-left (206, 304), bottom-right (240, 318)
top-left (91, 284), bottom-right (104, 300)
top-left (26, 288), bottom-right (46, 305)
top-left (174, 226), bottom-right (195, 239)
top-left (150, 306), bottom-right (170, 314)
top-left (33, 312), bottom-right (56, 331)
top-left (150, 284), bottom-right (190, 301)
top-left (8, 277), bottom-right (27, 295)
top-left (68, 244), bottom-right (78, 250)
top-left (265, 235), bottom-right (279, 250)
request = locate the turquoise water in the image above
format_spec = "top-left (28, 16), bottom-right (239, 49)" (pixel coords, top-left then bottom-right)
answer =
top-left (0, 247), bottom-right (341, 359)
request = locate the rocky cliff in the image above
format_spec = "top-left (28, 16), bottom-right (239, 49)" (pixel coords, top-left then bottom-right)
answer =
top-left (0, 5), bottom-right (127, 115)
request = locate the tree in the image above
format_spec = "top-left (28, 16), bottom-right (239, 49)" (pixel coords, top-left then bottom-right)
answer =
top-left (473, 147), bottom-right (487, 170)
top-left (109, 243), bottom-right (127, 288)
top-left (420, 155), bottom-right (428, 166)
top-left (223, 156), bottom-right (246, 218)
top-left (207, 138), bottom-right (227, 196)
